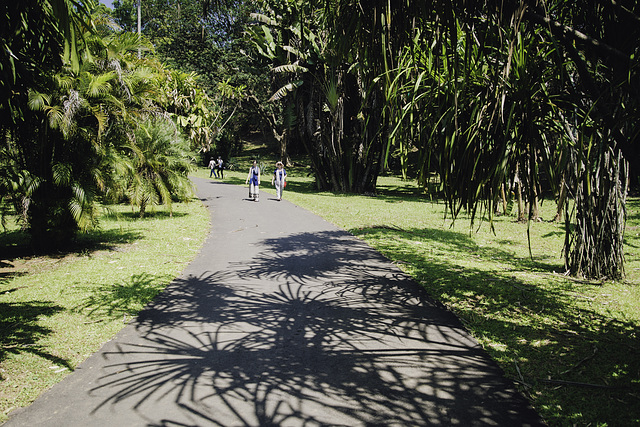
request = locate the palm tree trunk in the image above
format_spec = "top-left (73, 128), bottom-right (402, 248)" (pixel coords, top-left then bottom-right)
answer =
top-left (553, 173), bottom-right (567, 222)
top-left (515, 165), bottom-right (526, 222)
top-left (530, 183), bottom-right (540, 221)
top-left (501, 183), bottom-right (508, 215)
top-left (567, 148), bottom-right (628, 279)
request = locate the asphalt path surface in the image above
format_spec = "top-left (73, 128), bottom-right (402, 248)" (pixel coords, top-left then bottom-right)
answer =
top-left (5, 178), bottom-right (545, 426)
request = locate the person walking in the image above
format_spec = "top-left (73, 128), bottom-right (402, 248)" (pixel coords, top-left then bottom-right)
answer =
top-left (271, 161), bottom-right (287, 201)
top-left (246, 160), bottom-right (260, 201)
top-left (208, 157), bottom-right (218, 178)
top-left (217, 157), bottom-right (224, 179)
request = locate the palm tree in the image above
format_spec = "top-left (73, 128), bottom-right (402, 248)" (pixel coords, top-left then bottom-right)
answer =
top-left (13, 7), bottom-right (162, 245)
top-left (248, 1), bottom-right (392, 193)
top-left (122, 118), bottom-right (195, 218)
top-left (0, 0), bottom-right (93, 241)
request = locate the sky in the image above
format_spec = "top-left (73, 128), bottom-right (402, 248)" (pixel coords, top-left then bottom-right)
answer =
top-left (99, 0), bottom-right (114, 9)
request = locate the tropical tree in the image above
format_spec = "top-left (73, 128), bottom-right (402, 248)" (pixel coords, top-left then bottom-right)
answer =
top-left (118, 118), bottom-right (195, 217)
top-left (0, 0), bottom-right (90, 120)
top-left (0, 0), bottom-right (110, 247)
top-left (429, 2), bottom-right (638, 279)
top-left (248, 0), bottom-right (391, 192)
top-left (251, 0), bottom-right (638, 279)
top-left (112, 0), bottom-right (262, 160)
top-left (0, 1), bottom-right (213, 247)
top-left (158, 68), bottom-right (245, 156)
top-left (0, 0), bottom-right (93, 243)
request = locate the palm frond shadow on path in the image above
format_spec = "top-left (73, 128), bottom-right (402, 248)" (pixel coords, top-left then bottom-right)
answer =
top-left (4, 178), bottom-right (544, 426)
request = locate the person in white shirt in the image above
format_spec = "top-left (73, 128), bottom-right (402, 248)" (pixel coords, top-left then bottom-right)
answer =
top-left (271, 161), bottom-right (287, 201)
top-left (208, 158), bottom-right (218, 178)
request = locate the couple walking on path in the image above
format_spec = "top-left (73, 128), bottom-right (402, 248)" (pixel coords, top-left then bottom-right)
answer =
top-left (208, 156), bottom-right (225, 179)
top-left (4, 177), bottom-right (544, 426)
top-left (246, 160), bottom-right (287, 202)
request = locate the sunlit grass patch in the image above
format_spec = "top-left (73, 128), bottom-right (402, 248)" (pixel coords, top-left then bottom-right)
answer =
top-left (0, 200), bottom-right (209, 422)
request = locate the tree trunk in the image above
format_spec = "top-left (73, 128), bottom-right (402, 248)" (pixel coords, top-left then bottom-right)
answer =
top-left (530, 182), bottom-right (540, 221)
top-left (553, 173), bottom-right (567, 222)
top-left (566, 148), bottom-right (628, 279)
top-left (515, 165), bottom-right (526, 222)
top-left (501, 183), bottom-right (508, 215)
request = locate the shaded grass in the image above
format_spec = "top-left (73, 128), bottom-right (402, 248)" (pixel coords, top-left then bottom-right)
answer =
top-left (195, 145), bottom-right (640, 426)
top-left (0, 201), bottom-right (209, 421)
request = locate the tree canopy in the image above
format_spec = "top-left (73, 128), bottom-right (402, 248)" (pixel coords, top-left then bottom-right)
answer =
top-left (0, 0), bottom-right (231, 247)
top-left (2, 0), bottom-right (637, 278)
top-left (245, 0), bottom-right (638, 279)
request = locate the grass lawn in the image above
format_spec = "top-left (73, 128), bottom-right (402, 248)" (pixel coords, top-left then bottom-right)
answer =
top-left (1, 144), bottom-right (639, 425)
top-left (196, 148), bottom-right (640, 426)
top-left (0, 201), bottom-right (209, 423)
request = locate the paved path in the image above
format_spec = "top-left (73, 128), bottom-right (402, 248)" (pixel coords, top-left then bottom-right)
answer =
top-left (5, 178), bottom-right (545, 426)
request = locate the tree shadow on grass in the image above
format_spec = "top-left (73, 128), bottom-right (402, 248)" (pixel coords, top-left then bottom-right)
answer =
top-left (354, 225), bottom-right (560, 273)
top-left (0, 228), bottom-right (145, 370)
top-left (0, 271), bottom-right (27, 286)
top-left (101, 210), bottom-right (188, 221)
top-left (74, 272), bottom-right (174, 320)
top-left (0, 228), bottom-right (143, 263)
top-left (0, 301), bottom-right (70, 369)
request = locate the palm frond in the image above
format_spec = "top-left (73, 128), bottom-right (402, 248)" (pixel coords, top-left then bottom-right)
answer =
top-left (272, 64), bottom-right (309, 74)
top-left (86, 71), bottom-right (115, 98)
top-left (27, 90), bottom-right (51, 111)
top-left (52, 163), bottom-right (73, 187)
top-left (268, 80), bottom-right (304, 102)
top-left (281, 46), bottom-right (308, 61)
top-left (249, 12), bottom-right (279, 27)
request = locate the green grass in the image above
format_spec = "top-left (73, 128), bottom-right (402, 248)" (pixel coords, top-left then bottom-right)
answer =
top-left (2, 144), bottom-right (639, 425)
top-left (198, 148), bottom-right (640, 426)
top-left (0, 201), bottom-right (209, 422)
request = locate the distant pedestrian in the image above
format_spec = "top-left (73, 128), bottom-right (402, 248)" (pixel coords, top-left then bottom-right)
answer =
top-left (208, 157), bottom-right (218, 178)
top-left (246, 160), bottom-right (260, 201)
top-left (217, 157), bottom-right (224, 179)
top-left (271, 161), bottom-right (287, 201)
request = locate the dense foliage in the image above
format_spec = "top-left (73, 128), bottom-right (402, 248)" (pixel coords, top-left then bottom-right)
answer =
top-left (246, 0), bottom-right (639, 279)
top-left (112, 0), bottom-right (269, 159)
top-left (3, 0), bottom-right (637, 274)
top-left (0, 0), bottom-right (227, 247)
